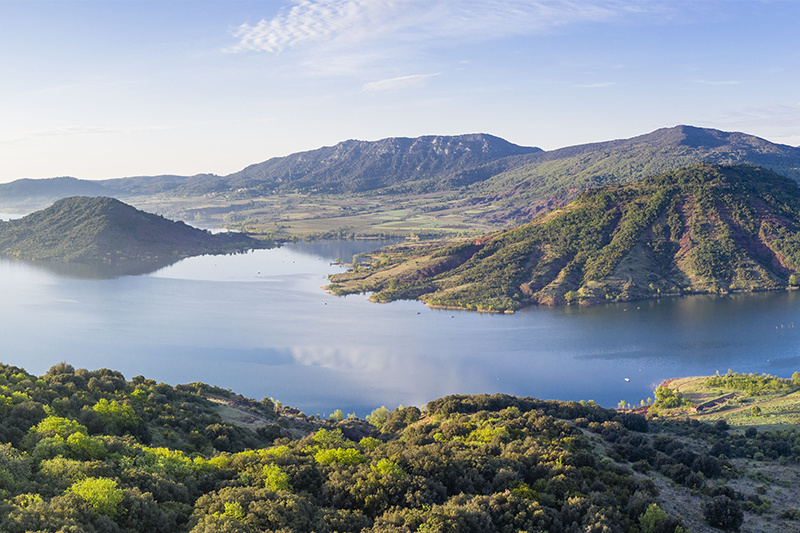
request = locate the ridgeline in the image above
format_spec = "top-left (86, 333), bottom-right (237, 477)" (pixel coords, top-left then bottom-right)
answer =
top-left (328, 164), bottom-right (800, 311)
top-left (0, 196), bottom-right (268, 263)
top-left (1, 126), bottom-right (799, 237)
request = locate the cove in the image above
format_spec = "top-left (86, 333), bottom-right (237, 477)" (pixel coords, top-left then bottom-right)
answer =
top-left (1, 240), bottom-right (798, 417)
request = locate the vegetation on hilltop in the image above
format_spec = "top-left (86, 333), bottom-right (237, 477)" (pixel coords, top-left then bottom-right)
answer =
top-left (328, 164), bottom-right (800, 311)
top-left (0, 196), bottom-right (269, 264)
top-left (3, 362), bottom-right (800, 531)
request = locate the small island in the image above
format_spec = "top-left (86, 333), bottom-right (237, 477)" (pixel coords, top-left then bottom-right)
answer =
top-left (0, 196), bottom-right (270, 265)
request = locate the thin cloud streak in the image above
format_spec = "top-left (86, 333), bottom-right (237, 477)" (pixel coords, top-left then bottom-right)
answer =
top-left (694, 79), bottom-right (741, 85)
top-left (574, 82), bottom-right (616, 88)
top-left (362, 73), bottom-right (439, 92)
top-left (229, 0), bottom-right (668, 54)
top-left (0, 125), bottom-right (176, 144)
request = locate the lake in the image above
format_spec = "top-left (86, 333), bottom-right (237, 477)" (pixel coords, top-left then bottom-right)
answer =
top-left (2, 240), bottom-right (799, 417)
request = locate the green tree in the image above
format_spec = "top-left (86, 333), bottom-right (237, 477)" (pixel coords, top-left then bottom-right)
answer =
top-left (263, 464), bottom-right (291, 492)
top-left (93, 398), bottom-right (139, 432)
top-left (68, 477), bottom-right (123, 517)
top-left (366, 406), bottom-right (389, 428)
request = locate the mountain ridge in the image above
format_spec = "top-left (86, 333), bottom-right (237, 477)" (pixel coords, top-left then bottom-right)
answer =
top-left (1, 126), bottom-right (799, 236)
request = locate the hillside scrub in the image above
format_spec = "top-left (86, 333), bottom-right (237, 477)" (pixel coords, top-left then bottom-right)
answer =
top-left (2, 362), bottom-right (800, 530)
top-left (329, 164), bottom-right (800, 311)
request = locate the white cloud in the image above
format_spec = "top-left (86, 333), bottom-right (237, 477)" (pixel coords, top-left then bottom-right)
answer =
top-left (362, 73), bottom-right (439, 92)
top-left (228, 0), bottom-right (665, 54)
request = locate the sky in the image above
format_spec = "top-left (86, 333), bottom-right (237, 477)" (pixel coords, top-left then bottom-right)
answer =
top-left (0, 0), bottom-right (798, 182)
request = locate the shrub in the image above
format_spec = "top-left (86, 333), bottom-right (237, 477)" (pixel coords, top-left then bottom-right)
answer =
top-left (703, 496), bottom-right (743, 532)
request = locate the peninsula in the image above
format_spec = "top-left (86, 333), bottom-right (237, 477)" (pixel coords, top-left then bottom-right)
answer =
top-left (0, 196), bottom-right (268, 264)
top-left (328, 164), bottom-right (800, 311)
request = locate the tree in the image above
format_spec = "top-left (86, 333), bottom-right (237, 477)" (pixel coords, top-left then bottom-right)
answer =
top-left (263, 464), bottom-right (291, 491)
top-left (366, 406), bottom-right (389, 428)
top-left (68, 477), bottom-right (123, 517)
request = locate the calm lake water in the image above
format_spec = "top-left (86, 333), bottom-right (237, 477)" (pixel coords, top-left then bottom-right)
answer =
top-left (2, 240), bottom-right (799, 417)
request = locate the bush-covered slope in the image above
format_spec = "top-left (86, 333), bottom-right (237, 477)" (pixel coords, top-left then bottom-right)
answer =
top-left (3, 361), bottom-right (800, 532)
top-left (328, 164), bottom-right (800, 311)
top-left (0, 196), bottom-right (267, 263)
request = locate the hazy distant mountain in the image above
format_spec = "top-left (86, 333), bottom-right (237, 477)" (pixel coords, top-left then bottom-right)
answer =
top-left (0, 177), bottom-right (115, 205)
top-left (328, 164), bottom-right (800, 311)
top-left (224, 133), bottom-right (542, 193)
top-left (0, 196), bottom-right (267, 263)
top-left (1, 127), bottom-right (799, 229)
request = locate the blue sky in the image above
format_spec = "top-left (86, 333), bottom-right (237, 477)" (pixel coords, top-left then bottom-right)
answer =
top-left (0, 0), bottom-right (798, 182)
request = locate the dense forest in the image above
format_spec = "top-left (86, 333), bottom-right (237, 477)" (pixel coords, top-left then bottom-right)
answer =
top-left (328, 164), bottom-right (800, 311)
top-left (1, 362), bottom-right (800, 532)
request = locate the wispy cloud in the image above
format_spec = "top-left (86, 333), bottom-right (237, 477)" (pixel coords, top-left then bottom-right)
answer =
top-left (362, 73), bottom-right (439, 92)
top-left (574, 82), bottom-right (616, 88)
top-left (0, 125), bottom-right (175, 144)
top-left (694, 79), bottom-right (740, 85)
top-left (228, 0), bottom-right (665, 54)
top-left (700, 102), bottom-right (800, 146)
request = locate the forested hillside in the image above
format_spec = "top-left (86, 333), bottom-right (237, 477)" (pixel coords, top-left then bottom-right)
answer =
top-left (3, 362), bottom-right (800, 532)
top-left (0, 196), bottom-right (267, 263)
top-left (328, 164), bottom-right (800, 311)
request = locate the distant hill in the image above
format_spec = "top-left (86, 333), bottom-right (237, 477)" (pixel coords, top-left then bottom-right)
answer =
top-left (2, 126), bottom-right (800, 234)
top-left (0, 196), bottom-right (267, 263)
top-left (224, 133), bottom-right (542, 193)
top-left (475, 125), bottom-right (800, 222)
top-left (328, 164), bottom-right (800, 311)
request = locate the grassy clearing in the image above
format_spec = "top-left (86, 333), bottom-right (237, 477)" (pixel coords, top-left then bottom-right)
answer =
top-left (121, 190), bottom-right (500, 238)
top-left (655, 373), bottom-right (800, 430)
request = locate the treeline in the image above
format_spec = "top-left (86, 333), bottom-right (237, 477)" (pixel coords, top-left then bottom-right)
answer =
top-left (704, 371), bottom-right (800, 395)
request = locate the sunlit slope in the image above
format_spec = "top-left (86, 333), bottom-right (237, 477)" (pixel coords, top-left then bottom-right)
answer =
top-left (329, 164), bottom-right (800, 310)
top-left (0, 196), bottom-right (266, 262)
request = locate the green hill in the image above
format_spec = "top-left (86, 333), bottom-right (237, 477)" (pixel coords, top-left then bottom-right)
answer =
top-left (328, 164), bottom-right (800, 311)
top-left (0, 196), bottom-right (267, 263)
